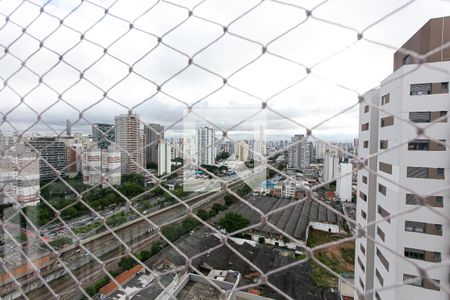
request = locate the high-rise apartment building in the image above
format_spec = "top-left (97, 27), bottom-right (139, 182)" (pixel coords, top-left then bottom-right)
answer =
top-left (236, 140), bottom-right (249, 162)
top-left (29, 137), bottom-right (66, 181)
top-left (144, 123), bottom-right (164, 166)
top-left (157, 142), bottom-right (171, 176)
top-left (314, 141), bottom-right (327, 161)
top-left (92, 123), bottom-right (115, 150)
top-left (336, 162), bottom-right (353, 202)
top-left (323, 146), bottom-right (339, 183)
top-left (115, 114), bottom-right (144, 174)
top-left (355, 17), bottom-right (450, 300)
top-left (82, 145), bottom-right (121, 188)
top-left (196, 127), bottom-right (216, 166)
top-left (287, 134), bottom-right (310, 170)
top-left (0, 144), bottom-right (40, 206)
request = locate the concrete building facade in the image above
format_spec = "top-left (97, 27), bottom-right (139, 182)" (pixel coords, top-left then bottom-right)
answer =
top-left (0, 144), bottom-right (40, 206)
top-left (114, 114), bottom-right (144, 174)
top-left (82, 145), bottom-right (121, 188)
top-left (287, 134), bottom-right (310, 170)
top-left (144, 123), bottom-right (164, 166)
top-left (336, 163), bottom-right (353, 202)
top-left (196, 127), bottom-right (216, 166)
top-left (92, 123), bottom-right (115, 150)
top-left (29, 137), bottom-right (66, 181)
top-left (355, 17), bottom-right (450, 300)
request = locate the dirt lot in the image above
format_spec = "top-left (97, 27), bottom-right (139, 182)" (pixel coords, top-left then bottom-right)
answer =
top-left (307, 229), bottom-right (355, 288)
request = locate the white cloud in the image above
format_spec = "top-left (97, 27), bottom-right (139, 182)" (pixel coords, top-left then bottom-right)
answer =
top-left (0, 0), bottom-right (448, 141)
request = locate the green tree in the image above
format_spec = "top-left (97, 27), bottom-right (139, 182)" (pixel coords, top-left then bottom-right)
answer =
top-left (224, 194), bottom-right (237, 206)
top-left (219, 212), bottom-right (250, 234)
top-left (118, 256), bottom-right (136, 271)
top-left (197, 209), bottom-right (209, 221)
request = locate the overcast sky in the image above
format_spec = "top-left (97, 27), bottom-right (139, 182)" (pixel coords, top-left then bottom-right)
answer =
top-left (0, 0), bottom-right (448, 141)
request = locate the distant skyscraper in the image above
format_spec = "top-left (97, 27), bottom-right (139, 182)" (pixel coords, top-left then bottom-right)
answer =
top-left (66, 119), bottom-right (72, 136)
top-left (0, 143), bottom-right (40, 206)
top-left (92, 123), bottom-right (115, 150)
top-left (114, 114), bottom-right (144, 174)
top-left (323, 146), bottom-right (339, 183)
top-left (288, 134), bottom-right (310, 170)
top-left (335, 162), bottom-right (352, 202)
top-left (236, 140), bottom-right (249, 162)
top-left (29, 137), bottom-right (66, 181)
top-left (157, 142), bottom-right (171, 176)
top-left (196, 127), bottom-right (216, 166)
top-left (144, 123), bottom-right (164, 166)
top-left (82, 145), bottom-right (121, 188)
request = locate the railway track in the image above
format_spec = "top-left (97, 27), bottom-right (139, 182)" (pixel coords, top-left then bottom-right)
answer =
top-left (21, 180), bottom-right (246, 300)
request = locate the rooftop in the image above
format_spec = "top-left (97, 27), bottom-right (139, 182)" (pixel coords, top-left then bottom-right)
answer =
top-left (228, 195), bottom-right (339, 241)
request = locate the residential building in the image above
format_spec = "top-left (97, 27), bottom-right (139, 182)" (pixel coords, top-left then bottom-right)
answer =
top-left (92, 123), bottom-right (115, 150)
top-left (157, 142), bottom-right (171, 176)
top-left (355, 89), bottom-right (380, 299)
top-left (0, 143), bottom-right (40, 206)
top-left (323, 146), bottom-right (339, 183)
top-left (315, 141), bottom-right (327, 161)
top-left (336, 163), bottom-right (353, 202)
top-left (288, 134), bottom-right (310, 170)
top-left (82, 145), bottom-right (121, 188)
top-left (144, 123), bottom-right (164, 166)
top-left (196, 126), bottom-right (216, 166)
top-left (236, 140), bottom-right (249, 162)
top-left (114, 114), bottom-right (144, 174)
top-left (355, 17), bottom-right (450, 300)
top-left (29, 137), bottom-right (66, 181)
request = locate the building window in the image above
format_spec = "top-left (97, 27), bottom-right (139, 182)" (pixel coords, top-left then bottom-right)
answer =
top-left (363, 140), bottom-right (369, 148)
top-left (442, 82), bottom-right (449, 91)
top-left (377, 205), bottom-right (390, 223)
top-left (380, 116), bottom-right (394, 127)
top-left (361, 122), bottom-right (369, 131)
top-left (403, 274), bottom-right (440, 291)
top-left (410, 83), bottom-right (432, 95)
top-left (377, 226), bottom-right (385, 241)
top-left (404, 247), bottom-right (441, 263)
top-left (410, 82), bottom-right (449, 95)
top-left (409, 111), bottom-right (447, 123)
top-left (408, 139), bottom-right (446, 151)
top-left (406, 194), bottom-right (444, 207)
top-left (376, 269), bottom-right (384, 286)
top-left (362, 175), bottom-right (367, 184)
top-left (379, 140), bottom-right (388, 150)
top-left (407, 167), bottom-right (445, 179)
top-left (405, 221), bottom-right (442, 236)
top-left (359, 277), bottom-right (365, 290)
top-left (360, 243), bottom-right (366, 255)
top-left (381, 93), bottom-right (390, 105)
top-left (358, 256), bottom-right (365, 272)
top-left (364, 105), bottom-right (369, 113)
top-left (376, 248), bottom-right (390, 271)
top-left (378, 184), bottom-right (386, 196)
top-left (379, 162), bottom-right (392, 174)
top-left (402, 55), bottom-right (411, 65)
top-left (361, 209), bottom-right (367, 220)
top-left (359, 191), bottom-right (367, 201)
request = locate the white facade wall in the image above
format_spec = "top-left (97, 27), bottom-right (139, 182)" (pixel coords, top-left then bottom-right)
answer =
top-left (0, 144), bottom-right (40, 206)
top-left (336, 163), bottom-right (353, 202)
top-left (356, 62), bottom-right (450, 300)
top-left (157, 142), bottom-right (171, 176)
top-left (82, 146), bottom-right (121, 187)
top-left (196, 127), bottom-right (216, 166)
top-left (323, 149), bottom-right (339, 183)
